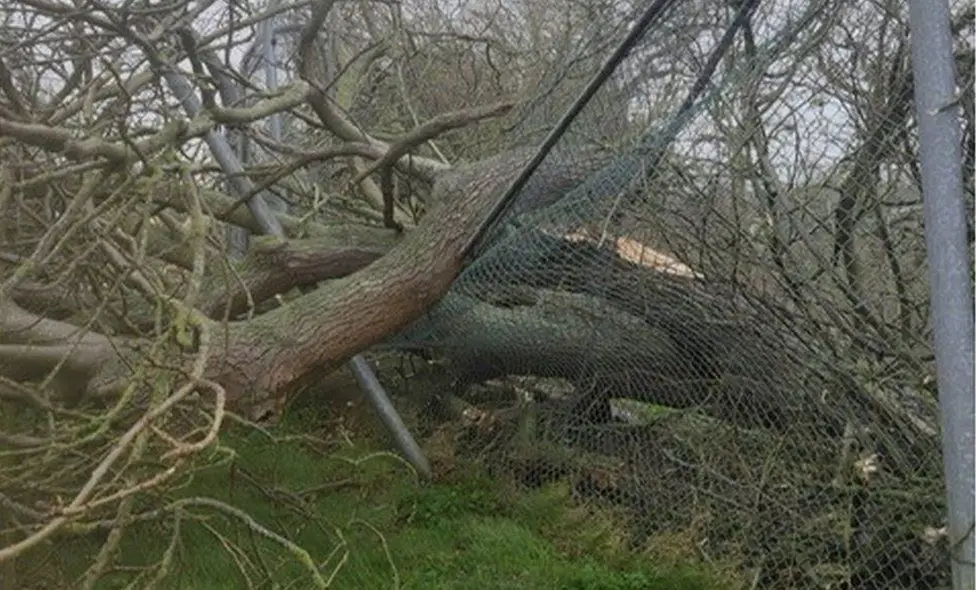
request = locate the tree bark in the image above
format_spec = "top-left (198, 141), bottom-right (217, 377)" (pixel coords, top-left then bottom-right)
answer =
top-left (0, 146), bottom-right (613, 417)
top-left (74, 148), bottom-right (607, 415)
top-left (400, 287), bottom-right (832, 432)
top-left (198, 234), bottom-right (396, 319)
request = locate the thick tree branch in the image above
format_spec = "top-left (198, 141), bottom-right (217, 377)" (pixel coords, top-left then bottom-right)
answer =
top-left (0, 296), bottom-right (109, 347)
top-left (181, 148), bottom-right (537, 412)
top-left (199, 235), bottom-right (394, 319)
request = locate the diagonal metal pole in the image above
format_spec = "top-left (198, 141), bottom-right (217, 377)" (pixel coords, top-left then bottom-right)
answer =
top-left (198, 43), bottom-right (254, 259)
top-left (250, 9), bottom-right (428, 478)
top-left (159, 62), bottom-right (430, 478)
top-left (254, 4), bottom-right (289, 215)
top-left (460, 0), bottom-right (680, 262)
top-left (906, 1), bottom-right (975, 589)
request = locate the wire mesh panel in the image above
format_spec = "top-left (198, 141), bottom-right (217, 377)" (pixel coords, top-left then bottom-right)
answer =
top-left (0, 0), bottom-right (970, 585)
top-left (389, 0), bottom-right (974, 586)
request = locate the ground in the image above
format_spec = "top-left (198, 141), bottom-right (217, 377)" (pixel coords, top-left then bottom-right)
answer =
top-left (15, 364), bottom-right (739, 589)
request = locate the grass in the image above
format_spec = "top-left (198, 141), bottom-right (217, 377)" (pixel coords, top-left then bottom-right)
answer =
top-left (34, 402), bottom-right (735, 590)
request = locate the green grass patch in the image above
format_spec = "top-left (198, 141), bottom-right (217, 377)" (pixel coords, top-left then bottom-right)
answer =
top-left (39, 409), bottom-right (735, 590)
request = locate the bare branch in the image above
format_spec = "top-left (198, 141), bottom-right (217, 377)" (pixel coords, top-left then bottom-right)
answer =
top-left (350, 100), bottom-right (515, 186)
top-left (298, 0), bottom-right (448, 181)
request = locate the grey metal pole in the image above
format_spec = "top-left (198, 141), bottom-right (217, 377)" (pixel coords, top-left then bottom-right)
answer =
top-left (256, 8), bottom-right (288, 215)
top-left (161, 70), bottom-right (284, 237)
top-left (199, 47), bottom-right (253, 259)
top-left (906, 2), bottom-right (975, 589)
top-left (252, 7), bottom-right (430, 478)
top-left (349, 356), bottom-right (430, 476)
top-left (161, 64), bottom-right (430, 478)
top-left (258, 16), bottom-right (285, 151)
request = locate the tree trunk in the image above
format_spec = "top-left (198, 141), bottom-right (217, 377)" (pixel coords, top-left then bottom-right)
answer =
top-left (144, 148), bottom-right (611, 414)
top-left (398, 289), bottom-right (831, 432)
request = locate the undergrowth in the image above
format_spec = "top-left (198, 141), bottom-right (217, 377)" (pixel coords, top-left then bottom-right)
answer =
top-left (26, 401), bottom-right (736, 590)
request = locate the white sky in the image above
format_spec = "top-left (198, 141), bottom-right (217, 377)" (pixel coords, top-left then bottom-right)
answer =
top-left (3, 0), bottom-right (966, 196)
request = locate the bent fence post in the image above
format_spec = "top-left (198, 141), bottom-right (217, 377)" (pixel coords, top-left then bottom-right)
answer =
top-left (907, 1), bottom-right (975, 588)
top-left (251, 9), bottom-right (430, 478)
top-left (159, 61), bottom-right (431, 478)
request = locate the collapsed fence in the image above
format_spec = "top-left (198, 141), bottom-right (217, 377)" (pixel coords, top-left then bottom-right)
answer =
top-left (0, 0), bottom-right (972, 587)
top-left (380, 0), bottom-right (975, 587)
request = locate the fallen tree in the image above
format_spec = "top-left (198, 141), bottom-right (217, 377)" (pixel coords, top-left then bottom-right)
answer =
top-left (0, 148), bottom-right (608, 416)
top-left (384, 227), bottom-right (942, 478)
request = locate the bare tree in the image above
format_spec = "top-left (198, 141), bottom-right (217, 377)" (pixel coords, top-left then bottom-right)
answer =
top-left (0, 0), bottom-right (970, 586)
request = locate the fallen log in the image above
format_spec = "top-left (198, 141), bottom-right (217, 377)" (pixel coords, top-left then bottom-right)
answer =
top-left (390, 228), bottom-right (942, 468)
top-left (393, 287), bottom-right (830, 432)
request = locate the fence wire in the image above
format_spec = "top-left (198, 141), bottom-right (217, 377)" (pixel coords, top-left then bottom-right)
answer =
top-left (0, 0), bottom-right (971, 586)
top-left (387, 0), bottom-right (974, 587)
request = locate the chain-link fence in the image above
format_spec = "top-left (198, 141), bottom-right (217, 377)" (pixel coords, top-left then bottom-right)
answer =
top-left (382, 0), bottom-right (975, 588)
top-left (0, 0), bottom-right (972, 587)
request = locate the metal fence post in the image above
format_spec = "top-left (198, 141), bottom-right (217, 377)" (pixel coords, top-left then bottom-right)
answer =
top-left (252, 6), bottom-right (429, 477)
top-left (161, 50), bottom-right (430, 479)
top-left (907, 1), bottom-right (975, 588)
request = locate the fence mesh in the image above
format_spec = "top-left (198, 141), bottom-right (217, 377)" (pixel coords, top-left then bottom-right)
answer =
top-left (384, 0), bottom-right (972, 587)
top-left (0, 0), bottom-right (971, 586)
